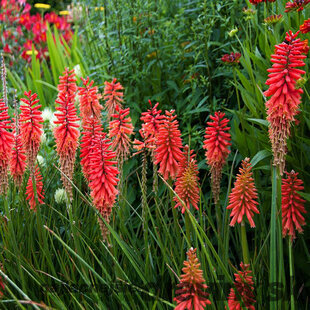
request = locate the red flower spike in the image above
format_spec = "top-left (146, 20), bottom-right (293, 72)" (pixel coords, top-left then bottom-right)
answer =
top-left (203, 112), bottom-right (231, 204)
top-left (20, 91), bottom-right (43, 173)
top-left (88, 132), bottom-right (119, 238)
top-left (53, 68), bottom-right (80, 198)
top-left (80, 117), bottom-right (103, 182)
top-left (249, 0), bottom-right (275, 4)
top-left (25, 165), bottom-right (45, 211)
top-left (264, 31), bottom-right (307, 175)
top-left (300, 18), bottom-right (310, 33)
top-left (174, 146), bottom-right (200, 214)
top-left (78, 77), bottom-right (103, 121)
top-left (9, 120), bottom-right (26, 188)
top-left (285, 0), bottom-right (310, 12)
top-left (227, 158), bottom-right (259, 228)
top-left (155, 110), bottom-right (183, 180)
top-left (0, 99), bottom-right (13, 194)
top-left (174, 248), bottom-right (211, 310)
top-left (282, 170), bottom-right (306, 239)
top-left (109, 106), bottom-right (134, 162)
top-left (227, 262), bottom-right (256, 310)
top-left (103, 78), bottom-right (124, 119)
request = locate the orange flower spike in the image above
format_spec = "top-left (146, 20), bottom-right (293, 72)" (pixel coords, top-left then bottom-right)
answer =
top-left (25, 165), bottom-right (45, 211)
top-left (78, 77), bottom-right (103, 121)
top-left (203, 111), bottom-right (231, 203)
top-left (264, 30), bottom-right (307, 175)
top-left (109, 106), bottom-right (134, 162)
top-left (133, 129), bottom-right (156, 155)
top-left (174, 248), bottom-right (211, 310)
top-left (10, 120), bottom-right (26, 188)
top-left (227, 262), bottom-right (256, 310)
top-left (227, 158), bottom-right (259, 228)
top-left (174, 146), bottom-right (200, 214)
top-left (19, 91), bottom-right (43, 173)
top-left (155, 110), bottom-right (183, 180)
top-left (0, 99), bottom-right (13, 193)
top-left (53, 68), bottom-right (80, 198)
top-left (103, 78), bottom-right (124, 118)
top-left (282, 170), bottom-right (307, 239)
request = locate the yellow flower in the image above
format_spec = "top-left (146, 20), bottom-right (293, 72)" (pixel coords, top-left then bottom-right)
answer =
top-left (26, 50), bottom-right (38, 56)
top-left (59, 10), bottom-right (70, 16)
top-left (133, 16), bottom-right (137, 23)
top-left (147, 51), bottom-right (157, 58)
top-left (95, 6), bottom-right (104, 11)
top-left (34, 3), bottom-right (51, 9)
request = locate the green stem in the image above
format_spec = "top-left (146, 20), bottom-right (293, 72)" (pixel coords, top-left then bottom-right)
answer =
top-left (233, 69), bottom-right (241, 112)
top-left (289, 239), bottom-right (295, 310)
top-left (241, 221), bottom-right (250, 265)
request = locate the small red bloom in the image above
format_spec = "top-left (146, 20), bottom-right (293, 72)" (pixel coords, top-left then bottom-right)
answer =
top-left (227, 262), bottom-right (256, 310)
top-left (78, 77), bottom-right (103, 120)
top-left (282, 170), bottom-right (306, 239)
top-left (285, 0), bottom-right (310, 12)
top-left (174, 146), bottom-right (200, 214)
top-left (249, 0), bottom-right (275, 4)
top-left (103, 78), bottom-right (124, 118)
top-left (174, 248), bottom-right (211, 310)
top-left (221, 52), bottom-right (241, 64)
top-left (264, 31), bottom-right (307, 175)
top-left (109, 106), bottom-right (134, 162)
top-left (54, 68), bottom-right (80, 198)
top-left (154, 110), bottom-right (183, 180)
top-left (227, 158), bottom-right (259, 228)
top-left (20, 91), bottom-right (43, 173)
top-left (25, 165), bottom-right (45, 211)
top-left (0, 99), bottom-right (13, 194)
top-left (203, 112), bottom-right (231, 203)
top-left (300, 18), bottom-right (310, 33)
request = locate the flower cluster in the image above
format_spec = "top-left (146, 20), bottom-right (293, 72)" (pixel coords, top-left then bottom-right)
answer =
top-left (221, 52), bottom-right (241, 64)
top-left (25, 165), bottom-right (44, 211)
top-left (174, 248), bottom-right (211, 310)
top-left (264, 30), bottom-right (307, 175)
top-left (203, 112), bottom-right (231, 204)
top-left (155, 110), bottom-right (183, 180)
top-left (264, 14), bottom-right (283, 25)
top-left (53, 68), bottom-right (80, 199)
top-left (227, 158), bottom-right (259, 228)
top-left (174, 146), bottom-right (200, 214)
top-left (1, 0), bottom-right (73, 64)
top-left (103, 78), bottom-right (124, 119)
top-left (300, 18), bottom-right (310, 33)
top-left (285, 0), bottom-right (310, 12)
top-left (227, 262), bottom-right (256, 310)
top-left (282, 171), bottom-right (307, 240)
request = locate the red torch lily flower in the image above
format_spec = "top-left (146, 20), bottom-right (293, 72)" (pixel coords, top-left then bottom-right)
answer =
top-left (109, 106), bottom-right (134, 163)
top-left (103, 78), bottom-right (124, 119)
top-left (285, 0), bottom-right (310, 12)
top-left (203, 111), bottom-right (231, 204)
top-left (227, 158), bottom-right (259, 228)
top-left (10, 119), bottom-right (26, 188)
top-left (264, 30), bottom-right (307, 175)
top-left (300, 18), bottom-right (310, 33)
top-left (0, 99), bottom-right (13, 194)
top-left (174, 248), bottom-right (211, 310)
top-left (53, 68), bottom-right (80, 199)
top-left (154, 110), bottom-right (183, 180)
top-left (227, 262), bottom-right (256, 310)
top-left (282, 170), bottom-right (307, 239)
top-left (20, 91), bottom-right (43, 174)
top-left (88, 132), bottom-right (119, 239)
top-left (78, 77), bottom-right (103, 121)
top-left (174, 146), bottom-right (200, 214)
top-left (25, 165), bottom-right (45, 211)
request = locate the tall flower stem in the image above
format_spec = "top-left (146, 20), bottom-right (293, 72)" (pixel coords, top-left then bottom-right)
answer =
top-left (289, 239), bottom-right (295, 310)
top-left (233, 68), bottom-right (241, 112)
top-left (241, 221), bottom-right (250, 265)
